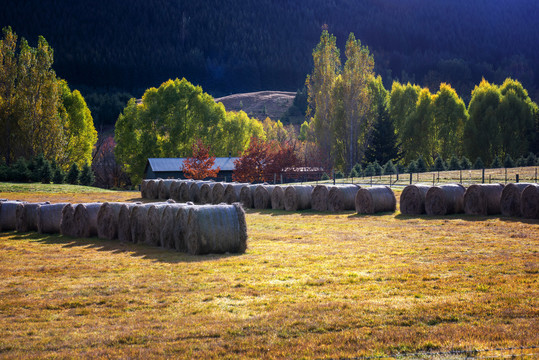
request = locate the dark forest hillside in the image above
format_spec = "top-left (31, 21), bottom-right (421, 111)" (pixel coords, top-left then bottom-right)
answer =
top-left (2, 0), bottom-right (539, 125)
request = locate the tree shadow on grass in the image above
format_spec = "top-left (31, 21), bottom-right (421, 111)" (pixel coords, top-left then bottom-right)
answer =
top-left (247, 209), bottom-right (354, 217)
top-left (8, 232), bottom-right (243, 264)
top-left (394, 213), bottom-right (539, 224)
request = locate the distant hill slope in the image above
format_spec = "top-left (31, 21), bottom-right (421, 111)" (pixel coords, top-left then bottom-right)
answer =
top-left (215, 91), bottom-right (296, 122)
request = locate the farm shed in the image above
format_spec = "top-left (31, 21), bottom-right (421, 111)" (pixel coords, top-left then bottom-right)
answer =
top-left (143, 157), bottom-right (238, 181)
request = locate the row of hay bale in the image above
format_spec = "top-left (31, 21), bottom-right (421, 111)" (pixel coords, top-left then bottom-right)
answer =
top-left (400, 183), bottom-right (539, 218)
top-left (141, 179), bottom-right (250, 205)
top-left (0, 200), bottom-right (248, 255)
top-left (239, 183), bottom-right (397, 214)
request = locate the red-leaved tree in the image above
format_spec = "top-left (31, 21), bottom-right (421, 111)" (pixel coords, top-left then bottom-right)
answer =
top-left (182, 139), bottom-right (220, 179)
top-left (92, 136), bottom-right (131, 188)
top-left (233, 137), bottom-right (298, 183)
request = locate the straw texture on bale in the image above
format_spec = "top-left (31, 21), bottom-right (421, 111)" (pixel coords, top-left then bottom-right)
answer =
top-left (240, 185), bottom-right (258, 208)
top-left (211, 183), bottom-right (226, 204)
top-left (328, 185), bottom-right (361, 212)
top-left (189, 181), bottom-right (213, 203)
top-left (520, 184), bottom-right (539, 219)
top-left (140, 180), bottom-right (150, 199)
top-left (400, 184), bottom-right (432, 215)
top-left (355, 186), bottom-right (396, 214)
top-left (254, 185), bottom-right (277, 209)
top-left (130, 203), bottom-right (156, 244)
top-left (60, 203), bottom-right (79, 237)
top-left (117, 203), bottom-right (140, 242)
top-left (97, 202), bottom-right (127, 240)
top-left (284, 185), bottom-right (313, 211)
top-left (169, 180), bottom-right (181, 201)
top-left (0, 200), bottom-right (24, 231)
top-left (158, 179), bottom-right (176, 200)
top-left (179, 181), bottom-right (194, 202)
top-left (200, 182), bottom-right (219, 204)
top-left (464, 184), bottom-right (505, 215)
top-left (425, 184), bottom-right (466, 215)
top-left (311, 185), bottom-right (331, 211)
top-left (500, 183), bottom-right (534, 217)
top-left (146, 179), bottom-right (159, 199)
top-left (271, 186), bottom-right (286, 210)
top-left (223, 183), bottom-right (248, 204)
top-left (159, 203), bottom-right (194, 250)
top-left (16, 202), bottom-right (50, 232)
top-left (185, 204), bottom-right (247, 255)
top-left (146, 202), bottom-right (174, 246)
top-left (37, 203), bottom-right (69, 234)
top-left (74, 203), bottom-right (102, 238)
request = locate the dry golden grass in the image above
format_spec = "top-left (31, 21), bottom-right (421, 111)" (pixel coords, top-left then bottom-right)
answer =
top-left (0, 188), bottom-right (538, 359)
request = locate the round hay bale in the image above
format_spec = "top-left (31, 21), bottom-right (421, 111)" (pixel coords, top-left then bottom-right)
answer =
top-left (1, 200), bottom-right (25, 232)
top-left (400, 185), bottom-right (431, 215)
top-left (328, 185), bottom-right (361, 212)
top-left (425, 184), bottom-right (466, 215)
top-left (16, 202), bottom-right (50, 232)
top-left (178, 180), bottom-right (195, 202)
top-left (211, 183), bottom-right (227, 204)
top-left (130, 203), bottom-right (156, 244)
top-left (189, 180), bottom-right (213, 203)
top-left (74, 203), bottom-right (102, 238)
top-left (159, 202), bottom-right (194, 250)
top-left (240, 185), bottom-right (258, 208)
top-left (311, 185), bottom-right (331, 211)
top-left (118, 203), bottom-right (140, 242)
top-left (185, 203), bottom-right (247, 255)
top-left (146, 202), bottom-right (174, 246)
top-left (223, 183), bottom-right (248, 204)
top-left (97, 202), bottom-right (128, 240)
top-left (284, 185), bottom-right (313, 211)
top-left (146, 179), bottom-right (159, 199)
top-left (355, 186), bottom-right (396, 214)
top-left (169, 180), bottom-right (192, 201)
top-left (200, 182), bottom-right (219, 204)
top-left (37, 203), bottom-right (69, 234)
top-left (60, 203), bottom-right (79, 237)
top-left (464, 184), bottom-right (504, 216)
top-left (271, 186), bottom-right (286, 210)
top-left (254, 185), bottom-right (277, 209)
top-left (140, 179), bottom-right (150, 199)
top-left (158, 179), bottom-right (176, 200)
top-left (520, 184), bottom-right (539, 219)
top-left (500, 183), bottom-right (534, 217)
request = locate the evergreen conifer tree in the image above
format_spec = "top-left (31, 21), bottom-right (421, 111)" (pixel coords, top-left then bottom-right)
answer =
top-left (503, 154), bottom-right (515, 168)
top-left (448, 155), bottom-right (461, 170)
top-left (407, 161), bottom-right (417, 174)
top-left (490, 156), bottom-right (502, 168)
top-left (53, 168), bottom-right (65, 184)
top-left (415, 156), bottom-right (427, 173)
top-left (383, 160), bottom-right (396, 175)
top-left (79, 163), bottom-right (95, 186)
top-left (473, 157), bottom-right (484, 169)
top-left (526, 152), bottom-right (537, 166)
top-left (66, 163), bottom-right (80, 185)
top-left (40, 160), bottom-right (53, 184)
top-left (460, 157), bottom-right (472, 170)
top-left (364, 163), bottom-right (376, 177)
top-left (373, 160), bottom-right (383, 176)
top-left (432, 156), bottom-right (447, 172)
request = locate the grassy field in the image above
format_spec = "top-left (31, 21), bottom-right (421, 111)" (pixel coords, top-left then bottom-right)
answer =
top-left (0, 184), bottom-right (538, 359)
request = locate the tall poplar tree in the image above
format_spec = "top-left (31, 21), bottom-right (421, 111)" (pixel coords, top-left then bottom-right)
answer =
top-left (305, 30), bottom-right (340, 168)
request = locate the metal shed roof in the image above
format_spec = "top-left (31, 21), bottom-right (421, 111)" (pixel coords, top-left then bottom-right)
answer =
top-left (147, 157), bottom-right (238, 172)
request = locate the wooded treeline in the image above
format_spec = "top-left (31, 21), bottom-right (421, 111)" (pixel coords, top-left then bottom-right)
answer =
top-left (304, 31), bottom-right (539, 174)
top-left (0, 27), bottom-right (96, 170)
top-left (2, 0), bottom-right (538, 126)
